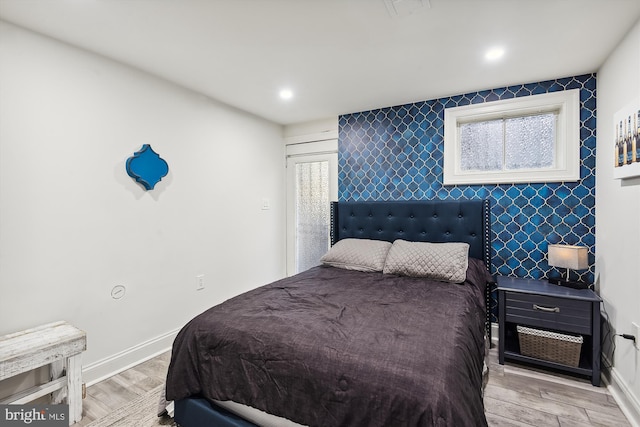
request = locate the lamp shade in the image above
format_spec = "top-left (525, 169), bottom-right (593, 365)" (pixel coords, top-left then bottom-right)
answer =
top-left (548, 244), bottom-right (589, 270)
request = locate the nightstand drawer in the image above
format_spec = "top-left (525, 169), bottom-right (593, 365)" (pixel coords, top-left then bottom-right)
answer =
top-left (504, 291), bottom-right (592, 335)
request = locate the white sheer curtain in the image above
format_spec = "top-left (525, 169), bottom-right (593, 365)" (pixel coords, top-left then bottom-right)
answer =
top-left (295, 160), bottom-right (330, 273)
top-left (460, 113), bottom-right (556, 172)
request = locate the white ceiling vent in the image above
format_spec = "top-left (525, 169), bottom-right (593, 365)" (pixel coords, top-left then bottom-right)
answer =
top-left (384, 0), bottom-right (431, 17)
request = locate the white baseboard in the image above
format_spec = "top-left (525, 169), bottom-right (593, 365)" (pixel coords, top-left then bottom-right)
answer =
top-left (603, 362), bottom-right (640, 427)
top-left (82, 328), bottom-right (179, 386)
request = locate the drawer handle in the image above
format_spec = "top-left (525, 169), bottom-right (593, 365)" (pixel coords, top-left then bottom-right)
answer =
top-left (533, 304), bottom-right (560, 313)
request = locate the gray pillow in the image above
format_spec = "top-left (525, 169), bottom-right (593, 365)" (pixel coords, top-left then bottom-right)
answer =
top-left (320, 238), bottom-right (392, 272)
top-left (383, 240), bottom-right (470, 283)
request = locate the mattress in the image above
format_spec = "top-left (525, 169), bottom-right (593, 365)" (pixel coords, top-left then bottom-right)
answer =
top-left (213, 399), bottom-right (303, 426)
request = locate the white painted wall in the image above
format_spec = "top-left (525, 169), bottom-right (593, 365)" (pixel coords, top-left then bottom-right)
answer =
top-left (596, 18), bottom-right (640, 424)
top-left (0, 21), bottom-right (286, 384)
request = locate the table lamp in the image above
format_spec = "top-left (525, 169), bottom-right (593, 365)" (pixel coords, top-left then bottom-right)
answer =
top-left (547, 244), bottom-right (589, 289)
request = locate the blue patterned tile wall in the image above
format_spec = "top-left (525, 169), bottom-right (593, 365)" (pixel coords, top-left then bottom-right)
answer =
top-left (339, 74), bottom-right (596, 302)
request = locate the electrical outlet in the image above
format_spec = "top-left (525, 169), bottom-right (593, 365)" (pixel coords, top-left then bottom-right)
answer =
top-left (633, 322), bottom-right (640, 350)
top-left (196, 274), bottom-right (205, 291)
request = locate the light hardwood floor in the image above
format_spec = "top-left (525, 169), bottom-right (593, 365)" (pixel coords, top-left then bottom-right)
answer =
top-left (73, 348), bottom-right (631, 426)
top-left (72, 352), bottom-right (173, 426)
top-left (483, 349), bottom-right (630, 426)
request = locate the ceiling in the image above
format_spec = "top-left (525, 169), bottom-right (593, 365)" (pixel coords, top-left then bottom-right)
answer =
top-left (1, 0), bottom-right (639, 125)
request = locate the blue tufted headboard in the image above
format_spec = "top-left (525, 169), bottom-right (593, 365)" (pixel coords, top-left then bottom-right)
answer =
top-left (330, 199), bottom-right (491, 270)
top-left (330, 199), bottom-right (493, 340)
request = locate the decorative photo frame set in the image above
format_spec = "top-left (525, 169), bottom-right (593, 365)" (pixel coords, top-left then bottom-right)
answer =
top-left (613, 102), bottom-right (640, 180)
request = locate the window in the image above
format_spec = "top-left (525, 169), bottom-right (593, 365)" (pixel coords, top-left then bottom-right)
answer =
top-left (443, 90), bottom-right (580, 185)
top-left (285, 139), bottom-right (338, 276)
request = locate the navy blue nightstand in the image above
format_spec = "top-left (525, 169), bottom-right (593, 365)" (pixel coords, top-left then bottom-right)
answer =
top-left (497, 276), bottom-right (602, 386)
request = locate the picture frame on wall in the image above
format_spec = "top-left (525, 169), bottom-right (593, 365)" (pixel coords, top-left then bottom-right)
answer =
top-left (613, 101), bottom-right (640, 180)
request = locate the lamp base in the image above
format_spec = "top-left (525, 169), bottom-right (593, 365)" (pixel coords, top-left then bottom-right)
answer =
top-left (548, 278), bottom-right (589, 290)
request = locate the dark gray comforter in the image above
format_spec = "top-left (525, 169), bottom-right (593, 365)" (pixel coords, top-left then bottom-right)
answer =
top-left (166, 259), bottom-right (490, 427)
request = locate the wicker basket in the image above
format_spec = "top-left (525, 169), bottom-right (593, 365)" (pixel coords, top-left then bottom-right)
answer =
top-left (517, 325), bottom-right (583, 367)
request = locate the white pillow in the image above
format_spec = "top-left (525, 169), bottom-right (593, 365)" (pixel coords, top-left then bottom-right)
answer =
top-left (320, 238), bottom-right (392, 272)
top-left (383, 240), bottom-right (470, 283)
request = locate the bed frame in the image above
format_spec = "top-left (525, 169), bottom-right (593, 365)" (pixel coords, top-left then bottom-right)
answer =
top-left (174, 198), bottom-right (492, 427)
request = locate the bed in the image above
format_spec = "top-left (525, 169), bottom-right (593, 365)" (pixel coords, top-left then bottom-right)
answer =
top-left (165, 199), bottom-right (493, 427)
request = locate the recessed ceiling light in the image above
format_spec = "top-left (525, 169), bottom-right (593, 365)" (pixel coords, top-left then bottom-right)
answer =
top-left (279, 89), bottom-right (293, 100)
top-left (485, 47), bottom-right (505, 61)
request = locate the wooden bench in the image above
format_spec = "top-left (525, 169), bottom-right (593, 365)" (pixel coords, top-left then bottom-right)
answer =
top-left (0, 321), bottom-right (87, 425)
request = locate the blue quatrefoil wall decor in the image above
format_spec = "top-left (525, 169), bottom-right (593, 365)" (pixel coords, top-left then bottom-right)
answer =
top-left (126, 144), bottom-right (169, 190)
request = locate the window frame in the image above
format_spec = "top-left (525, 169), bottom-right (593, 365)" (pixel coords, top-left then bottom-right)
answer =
top-left (443, 89), bottom-right (580, 185)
